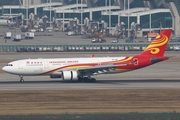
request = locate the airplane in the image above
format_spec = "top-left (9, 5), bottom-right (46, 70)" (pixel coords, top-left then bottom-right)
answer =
top-left (2, 29), bottom-right (172, 83)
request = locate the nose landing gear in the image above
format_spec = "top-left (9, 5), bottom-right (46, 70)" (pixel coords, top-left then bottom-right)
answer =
top-left (19, 75), bottom-right (24, 83)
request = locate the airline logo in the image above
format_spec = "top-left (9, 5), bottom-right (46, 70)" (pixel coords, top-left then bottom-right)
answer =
top-left (26, 61), bottom-right (43, 66)
top-left (43, 57), bottom-right (134, 75)
top-left (142, 33), bottom-right (169, 56)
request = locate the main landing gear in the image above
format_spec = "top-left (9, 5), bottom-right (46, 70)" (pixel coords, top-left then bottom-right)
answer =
top-left (19, 75), bottom-right (24, 83)
top-left (78, 76), bottom-right (96, 83)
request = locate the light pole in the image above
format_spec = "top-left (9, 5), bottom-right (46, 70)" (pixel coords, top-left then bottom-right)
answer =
top-left (77, 0), bottom-right (78, 9)
top-left (10, 6), bottom-right (11, 22)
top-left (26, 0), bottom-right (29, 26)
top-left (159, 22), bottom-right (162, 33)
top-left (128, 0), bottom-right (129, 37)
top-left (109, 0), bottom-right (111, 34)
top-left (81, 0), bottom-right (83, 34)
top-left (63, 10), bottom-right (64, 32)
top-left (105, 0), bottom-right (107, 11)
top-left (50, 0), bottom-right (52, 28)
top-left (149, 9), bottom-right (151, 32)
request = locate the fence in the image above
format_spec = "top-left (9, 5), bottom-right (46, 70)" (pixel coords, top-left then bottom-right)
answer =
top-left (0, 44), bottom-right (179, 52)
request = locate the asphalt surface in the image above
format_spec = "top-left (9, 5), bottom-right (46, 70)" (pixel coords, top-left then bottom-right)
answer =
top-left (0, 51), bottom-right (180, 90)
top-left (0, 27), bottom-right (123, 45)
top-left (0, 26), bottom-right (180, 45)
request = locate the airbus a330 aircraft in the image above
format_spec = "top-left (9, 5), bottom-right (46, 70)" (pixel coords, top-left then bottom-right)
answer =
top-left (2, 29), bottom-right (172, 83)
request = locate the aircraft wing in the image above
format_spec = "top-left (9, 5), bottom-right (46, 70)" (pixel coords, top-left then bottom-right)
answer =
top-left (51, 63), bottom-right (130, 76)
top-left (76, 63), bottom-right (129, 75)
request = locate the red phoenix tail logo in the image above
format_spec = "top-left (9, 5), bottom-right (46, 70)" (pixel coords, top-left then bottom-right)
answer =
top-left (144, 34), bottom-right (168, 55)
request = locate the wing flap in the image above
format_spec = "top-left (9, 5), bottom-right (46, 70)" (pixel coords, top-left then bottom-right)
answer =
top-left (53, 63), bottom-right (131, 76)
top-left (77, 63), bottom-right (129, 75)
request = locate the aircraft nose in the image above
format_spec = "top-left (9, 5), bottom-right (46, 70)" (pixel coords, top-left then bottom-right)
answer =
top-left (2, 66), bottom-right (7, 72)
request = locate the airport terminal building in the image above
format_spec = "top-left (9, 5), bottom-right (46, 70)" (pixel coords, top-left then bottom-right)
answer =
top-left (0, 0), bottom-right (180, 36)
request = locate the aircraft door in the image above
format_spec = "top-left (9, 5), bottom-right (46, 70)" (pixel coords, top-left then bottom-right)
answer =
top-left (44, 61), bottom-right (49, 68)
top-left (18, 62), bottom-right (23, 69)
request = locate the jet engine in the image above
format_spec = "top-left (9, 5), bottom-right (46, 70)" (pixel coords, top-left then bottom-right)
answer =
top-left (62, 71), bottom-right (78, 80)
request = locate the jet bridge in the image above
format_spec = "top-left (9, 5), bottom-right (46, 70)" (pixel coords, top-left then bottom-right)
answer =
top-left (66, 18), bottom-right (81, 35)
top-left (130, 22), bottom-right (142, 38)
top-left (82, 18), bottom-right (107, 39)
top-left (114, 22), bottom-right (126, 38)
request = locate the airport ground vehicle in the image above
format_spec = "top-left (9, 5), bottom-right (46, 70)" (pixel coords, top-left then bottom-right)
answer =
top-left (67, 31), bottom-right (75, 36)
top-left (111, 39), bottom-right (119, 43)
top-left (4, 32), bottom-right (12, 39)
top-left (125, 38), bottom-right (134, 43)
top-left (91, 38), bottom-right (106, 43)
top-left (13, 34), bottom-right (21, 41)
top-left (25, 32), bottom-right (34, 39)
top-left (170, 36), bottom-right (180, 42)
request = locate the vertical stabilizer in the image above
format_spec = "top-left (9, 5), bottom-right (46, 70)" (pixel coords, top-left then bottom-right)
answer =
top-left (139, 29), bottom-right (172, 57)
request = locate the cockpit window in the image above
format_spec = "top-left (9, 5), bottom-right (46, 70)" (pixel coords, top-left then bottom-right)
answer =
top-left (6, 64), bottom-right (13, 66)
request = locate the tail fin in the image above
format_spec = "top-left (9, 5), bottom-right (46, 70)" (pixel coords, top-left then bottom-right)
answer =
top-left (139, 29), bottom-right (172, 57)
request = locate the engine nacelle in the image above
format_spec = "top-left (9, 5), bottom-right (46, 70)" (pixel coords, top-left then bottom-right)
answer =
top-left (62, 71), bottom-right (78, 80)
top-left (50, 75), bottom-right (61, 78)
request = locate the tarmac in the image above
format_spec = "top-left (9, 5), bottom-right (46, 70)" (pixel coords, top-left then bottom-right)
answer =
top-left (0, 26), bottom-right (179, 46)
top-left (0, 51), bottom-right (180, 90)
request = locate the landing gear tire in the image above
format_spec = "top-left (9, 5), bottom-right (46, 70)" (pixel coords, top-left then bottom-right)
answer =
top-left (78, 77), bottom-right (83, 82)
top-left (19, 75), bottom-right (24, 83)
top-left (83, 77), bottom-right (89, 82)
top-left (90, 78), bottom-right (96, 83)
top-left (20, 79), bottom-right (24, 83)
top-left (78, 77), bottom-right (96, 83)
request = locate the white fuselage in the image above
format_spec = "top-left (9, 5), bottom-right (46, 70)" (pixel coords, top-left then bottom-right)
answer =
top-left (3, 57), bottom-right (127, 76)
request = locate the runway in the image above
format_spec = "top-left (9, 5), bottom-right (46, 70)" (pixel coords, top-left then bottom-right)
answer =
top-left (1, 78), bottom-right (180, 90)
top-left (0, 51), bottom-right (180, 90)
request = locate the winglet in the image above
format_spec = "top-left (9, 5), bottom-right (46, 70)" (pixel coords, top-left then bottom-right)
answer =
top-left (139, 29), bottom-right (172, 57)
